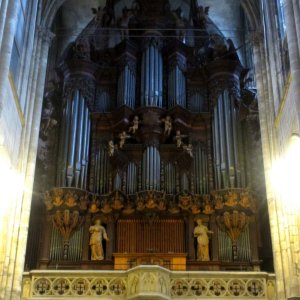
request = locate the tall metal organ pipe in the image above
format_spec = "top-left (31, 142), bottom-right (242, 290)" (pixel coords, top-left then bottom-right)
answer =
top-left (168, 65), bottom-right (186, 108)
top-left (193, 145), bottom-right (209, 194)
top-left (164, 162), bottom-right (176, 194)
top-left (117, 64), bottom-right (136, 108)
top-left (57, 89), bottom-right (91, 189)
top-left (94, 147), bottom-right (111, 194)
top-left (212, 90), bottom-right (245, 189)
top-left (142, 146), bottom-right (160, 190)
top-left (126, 162), bottom-right (137, 194)
top-left (140, 40), bottom-right (163, 107)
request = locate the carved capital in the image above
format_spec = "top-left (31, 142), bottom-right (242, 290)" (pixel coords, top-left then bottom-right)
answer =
top-left (38, 26), bottom-right (55, 45)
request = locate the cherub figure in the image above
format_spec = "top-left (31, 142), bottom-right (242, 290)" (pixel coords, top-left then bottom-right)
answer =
top-left (183, 143), bottom-right (193, 157)
top-left (175, 130), bottom-right (187, 148)
top-left (41, 100), bottom-right (57, 137)
top-left (108, 140), bottom-right (117, 157)
top-left (119, 131), bottom-right (130, 149)
top-left (162, 116), bottom-right (172, 136)
top-left (128, 116), bottom-right (140, 134)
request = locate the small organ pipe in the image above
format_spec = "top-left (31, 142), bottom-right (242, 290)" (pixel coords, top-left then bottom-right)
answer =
top-left (75, 94), bottom-right (84, 188)
top-left (223, 91), bottom-right (235, 187)
top-left (62, 98), bottom-right (72, 186)
top-left (141, 53), bottom-right (145, 104)
top-left (67, 90), bottom-right (80, 186)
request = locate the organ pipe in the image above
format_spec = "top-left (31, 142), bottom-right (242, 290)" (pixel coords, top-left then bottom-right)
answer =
top-left (94, 147), bottom-right (110, 194)
top-left (193, 145), bottom-right (209, 194)
top-left (117, 64), bottom-right (136, 108)
top-left (57, 89), bottom-right (91, 189)
top-left (142, 146), bottom-right (160, 190)
top-left (141, 41), bottom-right (163, 107)
top-left (212, 90), bottom-right (246, 189)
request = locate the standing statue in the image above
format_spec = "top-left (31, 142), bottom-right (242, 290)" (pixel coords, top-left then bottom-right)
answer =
top-left (89, 218), bottom-right (109, 260)
top-left (194, 218), bottom-right (213, 261)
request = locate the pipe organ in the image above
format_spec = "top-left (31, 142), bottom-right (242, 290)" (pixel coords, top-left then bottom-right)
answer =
top-left (30, 0), bottom-right (268, 272)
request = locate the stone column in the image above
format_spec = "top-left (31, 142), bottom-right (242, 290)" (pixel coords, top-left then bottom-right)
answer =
top-left (284, 0), bottom-right (300, 121)
top-left (282, 1), bottom-right (300, 298)
top-left (251, 34), bottom-right (286, 299)
top-left (7, 27), bottom-right (54, 300)
top-left (292, 0), bottom-right (300, 51)
top-left (0, 0), bottom-right (9, 46)
top-left (0, 0), bottom-right (21, 117)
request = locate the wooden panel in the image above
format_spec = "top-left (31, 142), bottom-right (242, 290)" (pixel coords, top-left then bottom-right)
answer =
top-left (113, 253), bottom-right (187, 270)
top-left (116, 218), bottom-right (185, 254)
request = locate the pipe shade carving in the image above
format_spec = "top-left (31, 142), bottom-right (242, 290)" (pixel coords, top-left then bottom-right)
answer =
top-left (52, 210), bottom-right (84, 260)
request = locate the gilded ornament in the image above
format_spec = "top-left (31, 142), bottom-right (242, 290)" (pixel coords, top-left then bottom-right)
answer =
top-left (239, 191), bottom-right (251, 209)
top-left (202, 195), bottom-right (214, 215)
top-left (145, 191), bottom-right (157, 209)
top-left (179, 194), bottom-right (192, 210)
top-left (79, 195), bottom-right (88, 210)
top-left (224, 191), bottom-right (238, 207)
top-left (111, 192), bottom-right (124, 210)
top-left (65, 191), bottom-right (78, 207)
top-left (52, 188), bottom-right (64, 207)
top-left (89, 197), bottom-right (100, 213)
top-left (214, 194), bottom-right (224, 209)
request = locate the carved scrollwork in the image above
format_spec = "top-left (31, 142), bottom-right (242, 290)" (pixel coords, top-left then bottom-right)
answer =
top-left (63, 78), bottom-right (96, 110)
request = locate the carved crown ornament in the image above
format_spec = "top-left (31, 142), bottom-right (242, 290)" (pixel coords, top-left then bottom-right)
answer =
top-left (43, 187), bottom-right (256, 217)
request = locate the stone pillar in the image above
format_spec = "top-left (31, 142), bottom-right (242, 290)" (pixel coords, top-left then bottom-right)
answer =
top-left (0, 0), bottom-right (9, 46)
top-left (0, 0), bottom-right (21, 117)
top-left (292, 0), bottom-right (300, 52)
top-left (252, 34), bottom-right (286, 299)
top-left (283, 0), bottom-right (300, 121)
top-left (2, 27), bottom-right (54, 300)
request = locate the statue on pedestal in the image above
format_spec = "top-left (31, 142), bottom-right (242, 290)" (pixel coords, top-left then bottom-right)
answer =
top-left (89, 218), bottom-right (109, 260)
top-left (194, 218), bottom-right (213, 261)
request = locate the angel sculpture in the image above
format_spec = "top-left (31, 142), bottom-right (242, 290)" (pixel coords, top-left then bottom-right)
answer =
top-left (118, 6), bottom-right (133, 39)
top-left (175, 130), bottom-right (187, 148)
top-left (162, 116), bottom-right (172, 136)
top-left (108, 140), bottom-right (117, 157)
top-left (128, 116), bottom-right (140, 134)
top-left (119, 131), bottom-right (130, 149)
top-left (183, 143), bottom-right (193, 157)
top-left (173, 7), bottom-right (186, 42)
top-left (91, 6), bottom-right (105, 24)
top-left (195, 6), bottom-right (210, 28)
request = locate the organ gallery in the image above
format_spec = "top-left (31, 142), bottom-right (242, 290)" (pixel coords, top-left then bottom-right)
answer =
top-left (25, 0), bottom-right (272, 274)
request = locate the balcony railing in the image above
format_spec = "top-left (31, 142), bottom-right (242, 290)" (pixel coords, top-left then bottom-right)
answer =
top-left (22, 265), bottom-right (276, 299)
